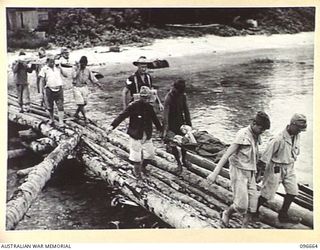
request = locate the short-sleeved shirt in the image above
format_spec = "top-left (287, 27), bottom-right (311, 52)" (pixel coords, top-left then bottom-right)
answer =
top-left (229, 126), bottom-right (260, 171)
top-left (260, 128), bottom-right (300, 165)
top-left (125, 71), bottom-right (152, 96)
top-left (39, 65), bottom-right (63, 91)
top-left (72, 67), bottom-right (98, 87)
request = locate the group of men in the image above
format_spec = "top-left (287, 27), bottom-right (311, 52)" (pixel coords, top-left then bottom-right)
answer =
top-left (207, 112), bottom-right (308, 228)
top-left (107, 56), bottom-right (192, 178)
top-left (12, 48), bottom-right (308, 229)
top-left (12, 47), bottom-right (101, 127)
top-left (107, 56), bottom-right (308, 229)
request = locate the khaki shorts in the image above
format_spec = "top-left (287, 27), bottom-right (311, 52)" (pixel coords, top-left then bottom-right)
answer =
top-left (260, 162), bottom-right (298, 200)
top-left (73, 85), bottom-right (89, 105)
top-left (230, 165), bottom-right (257, 214)
top-left (129, 133), bottom-right (155, 163)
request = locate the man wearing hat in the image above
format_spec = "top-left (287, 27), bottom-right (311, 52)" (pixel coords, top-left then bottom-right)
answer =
top-left (55, 47), bottom-right (70, 64)
top-left (122, 56), bottom-right (163, 111)
top-left (107, 86), bottom-right (162, 179)
top-left (12, 50), bottom-right (34, 113)
top-left (255, 113), bottom-right (307, 224)
top-left (163, 79), bottom-right (192, 173)
top-left (207, 111), bottom-right (271, 228)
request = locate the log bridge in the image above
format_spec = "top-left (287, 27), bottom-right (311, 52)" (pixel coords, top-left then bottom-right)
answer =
top-left (7, 94), bottom-right (314, 230)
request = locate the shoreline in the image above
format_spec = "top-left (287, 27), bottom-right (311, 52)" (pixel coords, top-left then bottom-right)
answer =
top-left (7, 32), bottom-right (314, 69)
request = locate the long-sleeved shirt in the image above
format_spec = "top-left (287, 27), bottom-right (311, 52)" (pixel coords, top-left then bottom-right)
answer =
top-left (163, 90), bottom-right (191, 135)
top-left (111, 99), bottom-right (162, 140)
top-left (12, 62), bottom-right (33, 85)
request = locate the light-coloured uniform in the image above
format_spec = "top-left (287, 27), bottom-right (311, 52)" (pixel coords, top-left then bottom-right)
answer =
top-left (260, 128), bottom-right (300, 200)
top-left (228, 126), bottom-right (260, 214)
top-left (72, 67), bottom-right (98, 105)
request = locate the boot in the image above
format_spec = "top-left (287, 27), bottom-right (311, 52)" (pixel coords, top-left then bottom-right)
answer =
top-left (74, 106), bottom-right (80, 119)
top-left (172, 146), bottom-right (183, 174)
top-left (254, 195), bottom-right (268, 218)
top-left (181, 149), bottom-right (192, 168)
top-left (58, 111), bottom-right (65, 127)
top-left (141, 160), bottom-right (148, 176)
top-left (141, 159), bottom-right (156, 176)
top-left (242, 213), bottom-right (251, 228)
top-left (278, 194), bottom-right (301, 224)
top-left (133, 163), bottom-right (142, 179)
top-left (80, 105), bottom-right (87, 121)
top-left (48, 110), bottom-right (55, 125)
top-left (221, 205), bottom-right (236, 228)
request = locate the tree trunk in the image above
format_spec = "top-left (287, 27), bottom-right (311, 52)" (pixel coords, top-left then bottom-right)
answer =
top-left (99, 129), bottom-right (313, 229)
top-left (6, 132), bottom-right (80, 230)
top-left (8, 148), bottom-right (28, 159)
top-left (79, 147), bottom-right (221, 229)
top-left (63, 117), bottom-right (314, 229)
top-left (6, 106), bottom-right (81, 230)
top-left (21, 137), bottom-right (56, 154)
top-left (18, 129), bottom-right (39, 141)
top-left (8, 106), bottom-right (77, 141)
top-left (82, 137), bottom-right (274, 229)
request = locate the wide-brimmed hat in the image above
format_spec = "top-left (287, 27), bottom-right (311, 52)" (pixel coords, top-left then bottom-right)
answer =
top-left (133, 56), bottom-right (151, 66)
top-left (290, 113), bottom-right (307, 131)
top-left (140, 86), bottom-right (151, 97)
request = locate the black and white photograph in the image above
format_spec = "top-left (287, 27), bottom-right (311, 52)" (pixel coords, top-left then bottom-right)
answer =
top-left (3, 4), bottom-right (318, 238)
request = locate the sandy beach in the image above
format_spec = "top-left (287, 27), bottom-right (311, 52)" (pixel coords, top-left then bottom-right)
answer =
top-left (7, 32), bottom-right (314, 69)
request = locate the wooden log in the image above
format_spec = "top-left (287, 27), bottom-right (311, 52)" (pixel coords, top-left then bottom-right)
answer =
top-left (101, 130), bottom-right (312, 229)
top-left (21, 137), bottom-right (56, 154)
top-left (83, 138), bottom-right (255, 227)
top-left (18, 129), bottom-right (39, 141)
top-left (8, 148), bottom-right (28, 159)
top-left (83, 137), bottom-right (273, 229)
top-left (276, 191), bottom-right (313, 211)
top-left (8, 97), bottom-right (58, 121)
top-left (74, 120), bottom-right (313, 229)
top-left (16, 167), bottom-right (36, 177)
top-left (6, 132), bottom-right (80, 230)
top-left (79, 149), bottom-right (222, 228)
top-left (8, 106), bottom-right (77, 141)
top-left (72, 121), bottom-right (311, 229)
top-left (184, 157), bottom-right (313, 228)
